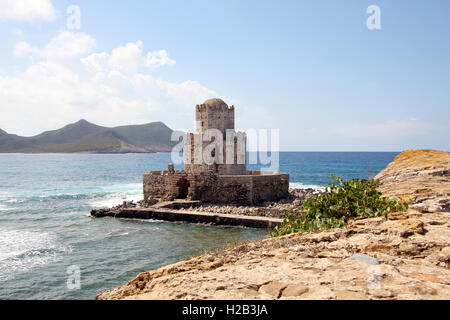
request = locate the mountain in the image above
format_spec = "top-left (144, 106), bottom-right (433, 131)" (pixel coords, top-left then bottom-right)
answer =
top-left (0, 120), bottom-right (180, 153)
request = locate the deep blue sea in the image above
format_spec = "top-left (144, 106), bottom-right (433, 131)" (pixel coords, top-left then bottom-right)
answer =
top-left (0, 152), bottom-right (398, 300)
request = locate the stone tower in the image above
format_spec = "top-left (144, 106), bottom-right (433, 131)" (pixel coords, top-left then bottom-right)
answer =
top-left (144, 98), bottom-right (289, 204)
top-left (195, 98), bottom-right (234, 133)
top-left (184, 98), bottom-right (246, 175)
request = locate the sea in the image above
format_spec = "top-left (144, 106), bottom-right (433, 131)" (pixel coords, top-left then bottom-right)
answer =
top-left (0, 152), bottom-right (399, 299)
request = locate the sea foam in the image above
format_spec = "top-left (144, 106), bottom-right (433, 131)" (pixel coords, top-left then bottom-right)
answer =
top-left (88, 183), bottom-right (143, 208)
top-left (289, 182), bottom-right (326, 192)
top-left (0, 229), bottom-right (71, 282)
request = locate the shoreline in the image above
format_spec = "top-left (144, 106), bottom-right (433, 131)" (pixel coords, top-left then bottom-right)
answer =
top-left (91, 188), bottom-right (318, 227)
top-left (96, 149), bottom-right (450, 300)
top-left (97, 209), bottom-right (450, 300)
top-left (91, 207), bottom-right (283, 229)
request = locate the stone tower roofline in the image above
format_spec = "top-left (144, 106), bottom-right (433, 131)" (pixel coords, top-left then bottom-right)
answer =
top-left (195, 104), bottom-right (235, 112)
top-left (195, 98), bottom-right (235, 112)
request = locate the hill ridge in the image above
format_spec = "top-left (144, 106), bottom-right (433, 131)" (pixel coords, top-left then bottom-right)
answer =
top-left (0, 119), bottom-right (178, 154)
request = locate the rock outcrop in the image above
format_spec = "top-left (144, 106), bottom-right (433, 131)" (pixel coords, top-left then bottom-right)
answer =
top-left (375, 149), bottom-right (450, 213)
top-left (96, 149), bottom-right (450, 300)
top-left (97, 211), bottom-right (449, 300)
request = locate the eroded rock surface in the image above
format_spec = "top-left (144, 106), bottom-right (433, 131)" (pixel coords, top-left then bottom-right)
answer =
top-left (96, 149), bottom-right (450, 300)
top-left (375, 149), bottom-right (450, 213)
top-left (97, 210), bottom-right (449, 300)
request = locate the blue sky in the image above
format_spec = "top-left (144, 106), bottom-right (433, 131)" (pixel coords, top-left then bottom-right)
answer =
top-left (0, 0), bottom-right (448, 151)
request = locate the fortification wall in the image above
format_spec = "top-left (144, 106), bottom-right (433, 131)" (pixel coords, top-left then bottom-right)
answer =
top-left (250, 173), bottom-right (290, 204)
top-left (143, 170), bottom-right (289, 205)
top-left (143, 170), bottom-right (196, 202)
top-left (192, 174), bottom-right (254, 204)
top-left (143, 171), bottom-right (169, 200)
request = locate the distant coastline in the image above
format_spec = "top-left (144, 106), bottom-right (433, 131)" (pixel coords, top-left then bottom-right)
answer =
top-left (0, 119), bottom-right (178, 154)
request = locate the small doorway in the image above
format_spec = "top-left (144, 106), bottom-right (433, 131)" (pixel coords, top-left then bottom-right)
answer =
top-left (176, 178), bottom-right (190, 199)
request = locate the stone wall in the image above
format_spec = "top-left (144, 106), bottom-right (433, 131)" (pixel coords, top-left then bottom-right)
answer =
top-left (192, 174), bottom-right (254, 204)
top-left (143, 171), bottom-right (168, 200)
top-left (143, 170), bottom-right (289, 205)
top-left (250, 173), bottom-right (290, 204)
top-left (143, 170), bottom-right (194, 202)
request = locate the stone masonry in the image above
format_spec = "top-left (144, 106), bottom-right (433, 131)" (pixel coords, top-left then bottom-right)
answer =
top-left (143, 98), bottom-right (289, 205)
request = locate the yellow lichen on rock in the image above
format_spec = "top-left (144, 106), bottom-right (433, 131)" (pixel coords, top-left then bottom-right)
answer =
top-left (375, 149), bottom-right (450, 213)
top-left (380, 149), bottom-right (449, 171)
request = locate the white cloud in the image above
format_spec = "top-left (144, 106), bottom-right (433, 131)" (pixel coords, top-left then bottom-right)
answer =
top-left (0, 0), bottom-right (57, 21)
top-left (43, 31), bottom-right (96, 60)
top-left (108, 41), bottom-right (144, 73)
top-left (1, 32), bottom-right (216, 136)
top-left (13, 41), bottom-right (37, 57)
top-left (146, 50), bottom-right (176, 69)
top-left (14, 31), bottom-right (96, 61)
top-left (81, 41), bottom-right (176, 73)
top-left (79, 52), bottom-right (109, 73)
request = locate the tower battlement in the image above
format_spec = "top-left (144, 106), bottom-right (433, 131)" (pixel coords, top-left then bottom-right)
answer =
top-left (195, 98), bottom-right (235, 133)
top-left (195, 104), bottom-right (235, 112)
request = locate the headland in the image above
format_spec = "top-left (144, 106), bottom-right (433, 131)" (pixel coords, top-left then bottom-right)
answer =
top-left (96, 149), bottom-right (450, 300)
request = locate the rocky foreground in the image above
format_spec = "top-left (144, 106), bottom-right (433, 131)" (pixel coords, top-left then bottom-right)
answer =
top-left (97, 149), bottom-right (450, 300)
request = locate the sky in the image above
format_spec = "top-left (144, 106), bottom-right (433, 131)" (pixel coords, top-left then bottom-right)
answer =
top-left (0, 0), bottom-right (448, 151)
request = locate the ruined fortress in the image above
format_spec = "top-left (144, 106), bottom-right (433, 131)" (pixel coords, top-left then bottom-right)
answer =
top-left (143, 98), bottom-right (289, 205)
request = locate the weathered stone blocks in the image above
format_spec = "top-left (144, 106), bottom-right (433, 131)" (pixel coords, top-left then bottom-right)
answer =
top-left (143, 170), bottom-right (289, 205)
top-left (143, 98), bottom-right (290, 205)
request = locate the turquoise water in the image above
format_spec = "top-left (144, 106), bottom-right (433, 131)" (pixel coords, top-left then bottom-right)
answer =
top-left (0, 152), bottom-right (398, 300)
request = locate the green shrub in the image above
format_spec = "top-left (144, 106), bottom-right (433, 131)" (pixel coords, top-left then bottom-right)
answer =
top-left (271, 174), bottom-right (408, 237)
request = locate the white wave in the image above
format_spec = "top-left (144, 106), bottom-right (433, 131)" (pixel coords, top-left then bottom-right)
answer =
top-left (0, 183), bottom-right (143, 201)
top-left (118, 218), bottom-right (163, 225)
top-left (0, 192), bottom-right (18, 208)
top-left (4, 198), bottom-right (19, 203)
top-left (105, 230), bottom-right (133, 238)
top-left (88, 191), bottom-right (143, 208)
top-left (0, 204), bottom-right (18, 211)
top-left (0, 191), bottom-right (12, 200)
top-left (0, 229), bottom-right (71, 282)
top-left (0, 194), bottom-right (18, 211)
top-left (289, 182), bottom-right (326, 192)
top-left (87, 182), bottom-right (143, 208)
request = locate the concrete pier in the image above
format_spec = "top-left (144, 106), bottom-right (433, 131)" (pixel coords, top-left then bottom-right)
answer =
top-left (91, 207), bottom-right (282, 229)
